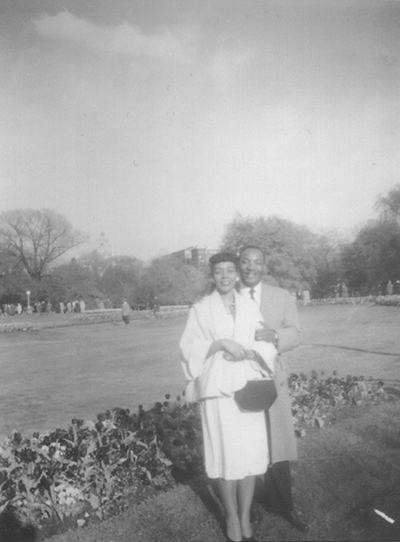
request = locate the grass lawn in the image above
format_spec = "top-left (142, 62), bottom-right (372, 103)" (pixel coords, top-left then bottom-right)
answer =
top-left (0, 317), bottom-right (188, 436)
top-left (1, 303), bottom-right (400, 541)
top-left (286, 303), bottom-right (400, 380)
top-left (1, 304), bottom-right (400, 436)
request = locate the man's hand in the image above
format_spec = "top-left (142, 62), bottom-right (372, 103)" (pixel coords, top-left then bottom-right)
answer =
top-left (255, 321), bottom-right (277, 343)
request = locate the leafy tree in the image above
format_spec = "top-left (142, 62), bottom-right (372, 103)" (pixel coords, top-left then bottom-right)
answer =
top-left (221, 215), bottom-right (319, 291)
top-left (146, 257), bottom-right (208, 305)
top-left (341, 219), bottom-right (400, 294)
top-left (311, 233), bottom-right (345, 298)
top-left (0, 209), bottom-right (86, 282)
top-left (79, 250), bottom-right (109, 282)
top-left (0, 243), bottom-right (35, 304)
top-left (51, 258), bottom-right (102, 307)
top-left (97, 256), bottom-right (144, 307)
top-left (375, 184), bottom-right (400, 222)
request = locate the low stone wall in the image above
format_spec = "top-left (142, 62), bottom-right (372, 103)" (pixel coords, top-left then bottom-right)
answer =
top-left (309, 295), bottom-right (400, 306)
top-left (0, 306), bottom-right (190, 333)
top-left (159, 305), bottom-right (189, 316)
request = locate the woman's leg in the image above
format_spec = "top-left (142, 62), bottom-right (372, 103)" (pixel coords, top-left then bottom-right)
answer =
top-left (238, 475), bottom-right (256, 538)
top-left (218, 479), bottom-right (241, 542)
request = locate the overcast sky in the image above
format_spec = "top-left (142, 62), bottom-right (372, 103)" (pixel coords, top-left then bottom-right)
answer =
top-left (1, 0), bottom-right (399, 260)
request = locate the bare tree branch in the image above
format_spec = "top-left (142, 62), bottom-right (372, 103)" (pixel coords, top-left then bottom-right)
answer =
top-left (0, 209), bottom-right (87, 281)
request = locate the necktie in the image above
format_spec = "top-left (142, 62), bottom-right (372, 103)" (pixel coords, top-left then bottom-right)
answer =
top-left (249, 288), bottom-right (256, 301)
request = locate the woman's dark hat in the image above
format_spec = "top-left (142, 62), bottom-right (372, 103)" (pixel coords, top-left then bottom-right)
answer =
top-left (209, 252), bottom-right (238, 266)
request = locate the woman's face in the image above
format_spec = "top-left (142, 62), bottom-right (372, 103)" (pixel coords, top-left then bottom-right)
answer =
top-left (212, 261), bottom-right (238, 295)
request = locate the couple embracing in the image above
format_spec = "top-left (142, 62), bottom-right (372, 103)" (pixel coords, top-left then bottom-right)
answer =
top-left (180, 246), bottom-right (304, 542)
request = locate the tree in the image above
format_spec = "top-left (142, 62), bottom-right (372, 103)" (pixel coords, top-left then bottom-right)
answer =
top-left (79, 250), bottom-right (109, 282)
top-left (311, 232), bottom-right (345, 298)
top-left (341, 219), bottom-right (400, 294)
top-left (97, 255), bottom-right (144, 307)
top-left (50, 258), bottom-right (102, 307)
top-left (0, 242), bottom-right (36, 304)
top-left (375, 184), bottom-right (400, 222)
top-left (221, 215), bottom-right (319, 291)
top-left (146, 257), bottom-right (208, 305)
top-left (0, 209), bottom-right (86, 282)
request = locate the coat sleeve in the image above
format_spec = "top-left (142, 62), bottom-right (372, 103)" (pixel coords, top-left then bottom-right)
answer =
top-left (276, 290), bottom-right (300, 353)
top-left (179, 305), bottom-right (213, 381)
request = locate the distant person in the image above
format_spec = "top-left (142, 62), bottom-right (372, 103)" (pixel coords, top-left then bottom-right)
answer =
top-left (79, 299), bottom-right (85, 313)
top-left (17, 303), bottom-right (22, 315)
top-left (302, 290), bottom-right (310, 305)
top-left (341, 283), bottom-right (348, 298)
top-left (59, 301), bottom-right (65, 314)
top-left (122, 300), bottom-right (130, 324)
top-left (387, 280), bottom-right (394, 295)
top-left (153, 297), bottom-right (160, 318)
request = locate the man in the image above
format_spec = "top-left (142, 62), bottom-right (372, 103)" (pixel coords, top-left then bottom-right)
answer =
top-left (238, 245), bottom-right (306, 532)
top-left (122, 300), bottom-right (131, 324)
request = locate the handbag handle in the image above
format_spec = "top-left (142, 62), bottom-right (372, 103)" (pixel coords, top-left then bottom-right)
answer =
top-left (263, 359), bottom-right (275, 379)
top-left (253, 351), bottom-right (275, 379)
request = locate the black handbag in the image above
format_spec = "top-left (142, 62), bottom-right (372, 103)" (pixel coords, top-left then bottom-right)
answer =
top-left (234, 359), bottom-right (277, 412)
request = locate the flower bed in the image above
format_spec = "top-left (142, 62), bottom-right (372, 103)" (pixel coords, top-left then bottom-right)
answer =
top-left (0, 323), bottom-right (38, 333)
top-left (0, 373), bottom-right (390, 539)
top-left (289, 370), bottom-right (388, 436)
top-left (0, 407), bottom-right (177, 539)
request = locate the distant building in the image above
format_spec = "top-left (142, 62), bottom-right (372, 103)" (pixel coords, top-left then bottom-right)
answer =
top-left (163, 247), bottom-right (218, 269)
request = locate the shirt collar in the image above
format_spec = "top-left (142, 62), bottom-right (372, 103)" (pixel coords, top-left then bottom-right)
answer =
top-left (241, 281), bottom-right (262, 295)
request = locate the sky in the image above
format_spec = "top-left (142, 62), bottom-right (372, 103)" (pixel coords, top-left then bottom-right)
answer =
top-left (1, 0), bottom-right (399, 260)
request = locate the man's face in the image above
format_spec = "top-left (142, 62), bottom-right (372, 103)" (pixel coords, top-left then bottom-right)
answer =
top-left (239, 248), bottom-right (265, 287)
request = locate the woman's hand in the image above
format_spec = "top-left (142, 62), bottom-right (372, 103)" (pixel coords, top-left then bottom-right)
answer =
top-left (220, 339), bottom-right (252, 362)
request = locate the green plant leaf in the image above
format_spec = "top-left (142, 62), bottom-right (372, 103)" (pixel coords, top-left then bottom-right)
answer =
top-left (89, 492), bottom-right (100, 510)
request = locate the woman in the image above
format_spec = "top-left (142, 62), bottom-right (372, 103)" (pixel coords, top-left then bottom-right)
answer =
top-left (180, 252), bottom-right (276, 542)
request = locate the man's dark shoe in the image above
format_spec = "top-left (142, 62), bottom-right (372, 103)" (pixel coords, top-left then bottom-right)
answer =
top-left (281, 510), bottom-right (307, 532)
